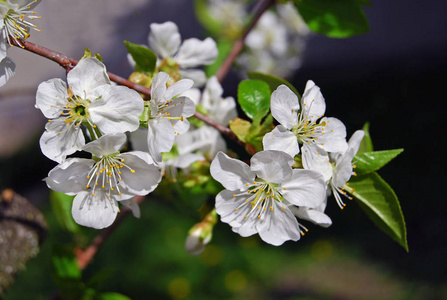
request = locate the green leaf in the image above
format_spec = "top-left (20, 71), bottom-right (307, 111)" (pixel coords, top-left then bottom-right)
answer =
top-left (358, 122), bottom-right (373, 154)
top-left (205, 39), bottom-right (232, 77)
top-left (247, 71), bottom-right (300, 97)
top-left (96, 292), bottom-right (131, 300)
top-left (237, 79), bottom-right (271, 122)
top-left (124, 41), bottom-right (157, 74)
top-left (229, 118), bottom-right (252, 143)
top-left (50, 191), bottom-right (79, 233)
top-left (52, 244), bottom-right (81, 280)
top-left (347, 172), bottom-right (408, 251)
top-left (87, 268), bottom-right (116, 290)
top-left (354, 149), bottom-right (403, 175)
top-left (295, 0), bottom-right (370, 38)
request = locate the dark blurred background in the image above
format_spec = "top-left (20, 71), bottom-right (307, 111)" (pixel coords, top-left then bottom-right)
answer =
top-left (1, 0), bottom-right (446, 299)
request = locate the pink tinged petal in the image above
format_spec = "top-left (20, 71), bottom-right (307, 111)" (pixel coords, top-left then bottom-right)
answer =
top-left (262, 126), bottom-right (299, 158)
top-left (257, 200), bottom-right (301, 246)
top-left (35, 78), bottom-right (69, 118)
top-left (0, 57), bottom-right (15, 88)
top-left (148, 22), bottom-right (181, 58)
top-left (301, 80), bottom-right (326, 123)
top-left (120, 199), bottom-right (141, 218)
top-left (89, 85), bottom-right (144, 134)
top-left (318, 117), bottom-right (348, 153)
top-left (147, 118), bottom-right (176, 162)
top-left (118, 152), bottom-right (161, 195)
top-left (250, 150), bottom-right (294, 183)
top-left (210, 152), bottom-right (255, 190)
top-left (301, 144), bottom-right (333, 182)
top-left (67, 58), bottom-right (110, 96)
top-left (82, 133), bottom-right (127, 157)
top-left (270, 85), bottom-right (299, 129)
top-left (175, 37), bottom-right (218, 67)
top-left (165, 79), bottom-right (194, 100)
top-left (282, 169), bottom-right (326, 208)
top-left (71, 191), bottom-right (118, 229)
top-left (151, 72), bottom-right (169, 103)
top-left (45, 158), bottom-right (93, 195)
top-left (40, 118), bottom-right (85, 163)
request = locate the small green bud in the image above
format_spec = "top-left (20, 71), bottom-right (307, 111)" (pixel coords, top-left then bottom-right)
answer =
top-left (185, 209), bottom-right (217, 255)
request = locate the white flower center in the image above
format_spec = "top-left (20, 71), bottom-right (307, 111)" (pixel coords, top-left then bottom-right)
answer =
top-left (1, 0), bottom-right (41, 47)
top-left (85, 154), bottom-right (135, 198)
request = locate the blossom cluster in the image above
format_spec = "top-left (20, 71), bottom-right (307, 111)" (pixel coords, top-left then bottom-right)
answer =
top-left (210, 81), bottom-right (364, 246)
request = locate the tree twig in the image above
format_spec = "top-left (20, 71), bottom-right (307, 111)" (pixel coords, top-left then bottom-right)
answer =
top-left (216, 0), bottom-right (276, 82)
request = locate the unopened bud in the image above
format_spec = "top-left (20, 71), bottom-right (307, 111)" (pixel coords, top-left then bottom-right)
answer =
top-left (128, 72), bottom-right (153, 88)
top-left (185, 209), bottom-right (217, 255)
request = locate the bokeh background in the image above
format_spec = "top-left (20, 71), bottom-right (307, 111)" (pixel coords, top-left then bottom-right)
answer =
top-left (1, 0), bottom-right (446, 299)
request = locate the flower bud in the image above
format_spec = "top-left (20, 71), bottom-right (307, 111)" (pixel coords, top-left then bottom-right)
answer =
top-left (185, 209), bottom-right (217, 255)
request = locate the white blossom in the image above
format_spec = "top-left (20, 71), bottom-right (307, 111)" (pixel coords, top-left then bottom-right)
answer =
top-left (45, 133), bottom-right (161, 229)
top-left (0, 0), bottom-right (41, 86)
top-left (263, 82), bottom-right (348, 167)
top-left (35, 57), bottom-right (143, 163)
top-left (210, 150), bottom-right (326, 246)
top-left (146, 71), bottom-right (195, 163)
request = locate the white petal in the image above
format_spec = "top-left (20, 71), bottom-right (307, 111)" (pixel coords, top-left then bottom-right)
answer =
top-left (148, 22), bottom-right (181, 58)
top-left (40, 119), bottom-right (85, 163)
top-left (0, 56), bottom-right (15, 88)
top-left (71, 191), bottom-right (119, 229)
top-left (169, 153), bottom-right (205, 168)
top-left (82, 133), bottom-right (127, 157)
top-left (67, 58), bottom-right (110, 96)
top-left (45, 158), bottom-right (93, 195)
top-left (301, 80), bottom-right (326, 123)
top-left (89, 85), bottom-right (143, 134)
top-left (120, 199), bottom-right (141, 218)
top-left (210, 152), bottom-right (255, 190)
top-left (147, 117), bottom-right (176, 162)
top-left (250, 150), bottom-right (294, 183)
top-left (257, 200), bottom-right (301, 246)
top-left (292, 205), bottom-right (332, 228)
top-left (151, 72), bottom-right (169, 103)
top-left (301, 144), bottom-right (333, 182)
top-left (165, 78), bottom-right (194, 100)
top-left (129, 128), bottom-right (149, 152)
top-left (262, 126), bottom-right (299, 158)
top-left (318, 117), bottom-right (348, 153)
top-left (118, 152), bottom-right (161, 195)
top-left (175, 37), bottom-right (218, 67)
top-left (35, 78), bottom-right (69, 118)
top-left (179, 69), bottom-right (207, 87)
top-left (282, 169), bottom-right (326, 208)
top-left (270, 85), bottom-right (299, 129)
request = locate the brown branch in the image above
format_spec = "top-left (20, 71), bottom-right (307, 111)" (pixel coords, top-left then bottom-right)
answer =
top-left (75, 195), bottom-right (146, 270)
top-left (216, 0), bottom-right (276, 82)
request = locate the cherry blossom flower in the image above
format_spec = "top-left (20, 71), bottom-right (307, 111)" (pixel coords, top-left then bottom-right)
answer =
top-left (210, 150), bottom-right (326, 246)
top-left (35, 57), bottom-right (143, 162)
top-left (0, 0), bottom-right (41, 86)
top-left (263, 82), bottom-right (348, 166)
top-left (146, 71), bottom-right (195, 162)
top-left (45, 133), bottom-right (161, 229)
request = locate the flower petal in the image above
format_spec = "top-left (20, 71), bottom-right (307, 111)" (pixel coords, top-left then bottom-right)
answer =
top-left (301, 144), bottom-right (333, 182)
top-left (175, 37), bottom-right (218, 67)
top-left (282, 169), bottom-right (326, 208)
top-left (89, 85), bottom-right (143, 134)
top-left (257, 201), bottom-right (301, 246)
top-left (270, 85), bottom-right (299, 129)
top-left (147, 117), bottom-right (176, 162)
top-left (164, 79), bottom-right (194, 100)
top-left (0, 56), bottom-right (15, 88)
top-left (318, 117), bottom-right (348, 153)
top-left (82, 133), bottom-right (127, 157)
top-left (35, 78), bottom-right (69, 118)
top-left (151, 72), bottom-right (169, 103)
top-left (210, 152), bottom-right (255, 190)
top-left (67, 58), bottom-right (110, 96)
top-left (301, 80), bottom-right (326, 123)
top-left (148, 22), bottom-right (181, 58)
top-left (250, 150), bottom-right (294, 183)
top-left (45, 158), bottom-right (93, 195)
top-left (71, 191), bottom-right (119, 229)
top-left (262, 126), bottom-right (299, 158)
